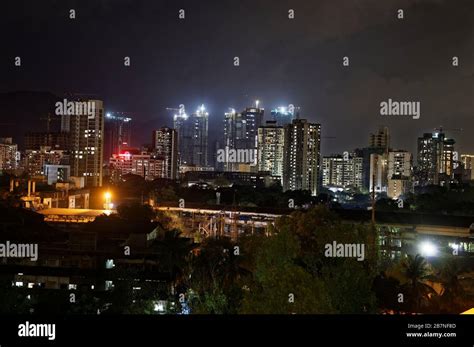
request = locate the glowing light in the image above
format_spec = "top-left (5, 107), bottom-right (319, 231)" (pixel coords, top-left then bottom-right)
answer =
top-left (419, 241), bottom-right (437, 257)
top-left (154, 300), bottom-right (166, 313)
top-left (174, 113), bottom-right (188, 120)
top-left (106, 113), bottom-right (111, 118)
top-left (104, 191), bottom-right (113, 210)
top-left (256, 100), bottom-right (260, 108)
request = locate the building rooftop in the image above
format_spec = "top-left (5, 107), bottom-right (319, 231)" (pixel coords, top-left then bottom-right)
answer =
top-left (37, 208), bottom-right (114, 217)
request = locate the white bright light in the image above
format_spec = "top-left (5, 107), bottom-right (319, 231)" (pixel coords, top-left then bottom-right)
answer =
top-left (449, 243), bottom-right (459, 251)
top-left (154, 301), bottom-right (166, 313)
top-left (419, 241), bottom-right (438, 257)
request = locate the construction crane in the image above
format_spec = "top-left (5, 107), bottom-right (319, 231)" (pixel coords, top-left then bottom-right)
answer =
top-left (433, 126), bottom-right (463, 133)
top-left (166, 105), bottom-right (186, 118)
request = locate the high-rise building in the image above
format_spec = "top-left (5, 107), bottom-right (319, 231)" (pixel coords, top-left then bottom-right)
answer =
top-left (110, 151), bottom-right (165, 181)
top-left (271, 106), bottom-right (299, 127)
top-left (223, 109), bottom-right (241, 150)
top-left (388, 150), bottom-right (412, 179)
top-left (104, 112), bottom-right (132, 162)
top-left (24, 132), bottom-right (69, 150)
top-left (152, 127), bottom-right (178, 179)
top-left (62, 99), bottom-right (104, 187)
top-left (461, 154), bottom-right (474, 180)
top-left (283, 119), bottom-right (321, 196)
top-left (223, 107), bottom-right (264, 149)
top-left (369, 153), bottom-right (388, 194)
top-left (354, 147), bottom-right (385, 192)
top-left (387, 150), bottom-right (413, 199)
top-left (174, 105), bottom-right (209, 168)
top-left (173, 106), bottom-right (192, 166)
top-left (257, 121), bottom-right (285, 183)
top-left (222, 106), bottom-right (264, 172)
top-left (388, 177), bottom-right (412, 200)
top-left (240, 107), bottom-right (264, 147)
top-left (22, 147), bottom-right (66, 177)
top-left (364, 149), bottom-right (413, 197)
top-left (417, 131), bottom-right (455, 186)
top-left (0, 138), bottom-right (19, 172)
top-left (369, 126), bottom-right (390, 153)
top-left (350, 126), bottom-right (391, 193)
top-left (322, 154), bottom-right (363, 189)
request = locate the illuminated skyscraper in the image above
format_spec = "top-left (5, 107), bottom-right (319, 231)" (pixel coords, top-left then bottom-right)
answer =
top-left (417, 131), bottom-right (455, 186)
top-left (388, 150), bottom-right (412, 179)
top-left (152, 127), bottom-right (178, 179)
top-left (222, 106), bottom-right (264, 171)
top-left (369, 153), bottom-right (388, 194)
top-left (174, 105), bottom-right (209, 168)
top-left (62, 99), bottom-right (104, 187)
top-left (322, 154), bottom-right (363, 189)
top-left (283, 119), bottom-right (321, 196)
top-left (0, 138), bottom-right (19, 172)
top-left (461, 154), bottom-right (474, 180)
top-left (257, 121), bottom-right (285, 182)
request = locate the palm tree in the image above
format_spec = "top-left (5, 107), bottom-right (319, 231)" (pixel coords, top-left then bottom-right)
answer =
top-left (437, 259), bottom-right (466, 312)
top-left (401, 254), bottom-right (436, 312)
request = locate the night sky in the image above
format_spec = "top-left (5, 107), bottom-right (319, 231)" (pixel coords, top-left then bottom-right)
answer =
top-left (0, 0), bottom-right (473, 156)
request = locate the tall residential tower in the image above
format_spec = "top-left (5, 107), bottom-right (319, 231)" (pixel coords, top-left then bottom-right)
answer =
top-left (283, 119), bottom-right (321, 196)
top-left (62, 99), bottom-right (104, 187)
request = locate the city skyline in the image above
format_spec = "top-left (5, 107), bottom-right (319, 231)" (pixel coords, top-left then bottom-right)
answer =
top-left (0, 94), bottom-right (470, 159)
top-left (1, 0), bottom-right (473, 156)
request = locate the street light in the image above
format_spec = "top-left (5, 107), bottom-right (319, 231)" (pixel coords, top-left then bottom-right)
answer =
top-left (419, 241), bottom-right (437, 257)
